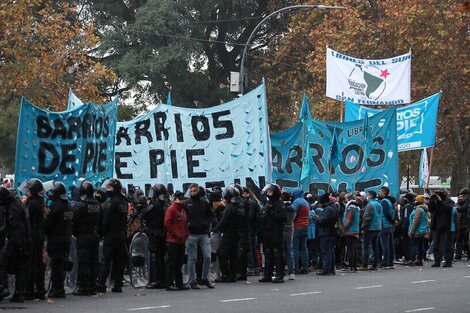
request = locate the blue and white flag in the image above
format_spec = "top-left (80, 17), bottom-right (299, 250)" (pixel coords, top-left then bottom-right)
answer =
top-left (114, 83), bottom-right (271, 193)
top-left (326, 47), bottom-right (411, 105)
top-left (272, 107), bottom-right (399, 196)
top-left (345, 92), bottom-right (440, 151)
top-left (419, 148), bottom-right (429, 188)
top-left (67, 89), bottom-right (84, 110)
top-left (15, 97), bottom-right (118, 188)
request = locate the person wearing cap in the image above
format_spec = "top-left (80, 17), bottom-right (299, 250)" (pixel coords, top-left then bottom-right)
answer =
top-left (359, 191), bottom-right (383, 271)
top-left (44, 181), bottom-right (73, 298)
top-left (407, 195), bottom-right (429, 266)
top-left (379, 186), bottom-right (397, 269)
top-left (164, 191), bottom-right (189, 290)
top-left (428, 191), bottom-right (453, 267)
top-left (314, 193), bottom-right (338, 275)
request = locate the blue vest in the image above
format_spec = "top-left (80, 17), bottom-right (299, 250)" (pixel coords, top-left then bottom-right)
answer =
top-left (369, 199), bottom-right (383, 231)
top-left (343, 205), bottom-right (360, 234)
top-left (451, 207), bottom-right (458, 232)
top-left (308, 209), bottom-right (316, 240)
top-left (408, 207), bottom-right (429, 235)
top-left (381, 198), bottom-right (395, 229)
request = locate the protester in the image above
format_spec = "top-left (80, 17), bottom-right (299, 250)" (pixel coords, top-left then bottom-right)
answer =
top-left (428, 191), bottom-right (453, 267)
top-left (342, 193), bottom-right (360, 272)
top-left (359, 191), bottom-right (383, 271)
top-left (314, 193), bottom-right (338, 276)
top-left (407, 195), bottom-right (429, 266)
top-left (292, 189), bottom-right (310, 275)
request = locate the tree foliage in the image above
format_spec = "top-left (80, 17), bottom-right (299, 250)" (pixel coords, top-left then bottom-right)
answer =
top-left (0, 0), bottom-right (117, 170)
top-left (258, 0), bottom-right (470, 193)
top-left (78, 0), bottom-right (294, 107)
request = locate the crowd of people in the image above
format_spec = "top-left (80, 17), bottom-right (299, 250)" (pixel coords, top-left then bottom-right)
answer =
top-left (0, 177), bottom-right (469, 304)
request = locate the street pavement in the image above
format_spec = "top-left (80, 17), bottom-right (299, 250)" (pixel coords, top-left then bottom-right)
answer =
top-left (1, 261), bottom-right (469, 313)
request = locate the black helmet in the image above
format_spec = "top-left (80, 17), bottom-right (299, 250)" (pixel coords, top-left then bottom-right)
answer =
top-left (222, 185), bottom-right (240, 202)
top-left (137, 195), bottom-right (148, 206)
top-left (18, 178), bottom-right (45, 198)
top-left (148, 183), bottom-right (168, 200)
top-left (44, 180), bottom-right (68, 201)
top-left (101, 178), bottom-right (123, 195)
top-left (262, 183), bottom-right (281, 201)
top-left (0, 186), bottom-right (13, 205)
top-left (79, 179), bottom-right (95, 199)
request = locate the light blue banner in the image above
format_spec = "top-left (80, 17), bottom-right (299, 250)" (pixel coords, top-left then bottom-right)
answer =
top-left (114, 83), bottom-right (271, 193)
top-left (345, 92), bottom-right (440, 151)
top-left (15, 98), bottom-right (118, 188)
top-left (272, 107), bottom-right (399, 197)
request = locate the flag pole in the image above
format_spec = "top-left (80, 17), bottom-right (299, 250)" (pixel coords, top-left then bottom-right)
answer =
top-left (328, 162), bottom-right (332, 193)
top-left (426, 148), bottom-right (434, 189)
top-left (340, 91), bottom-right (344, 122)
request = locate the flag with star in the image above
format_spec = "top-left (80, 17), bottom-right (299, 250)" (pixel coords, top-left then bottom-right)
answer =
top-left (326, 47), bottom-right (411, 104)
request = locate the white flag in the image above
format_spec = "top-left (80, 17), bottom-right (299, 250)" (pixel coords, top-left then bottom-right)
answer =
top-left (419, 148), bottom-right (429, 188)
top-left (326, 47), bottom-right (411, 105)
top-left (67, 89), bottom-right (84, 110)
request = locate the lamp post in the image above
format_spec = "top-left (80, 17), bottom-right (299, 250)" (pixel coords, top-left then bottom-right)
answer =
top-left (239, 4), bottom-right (346, 94)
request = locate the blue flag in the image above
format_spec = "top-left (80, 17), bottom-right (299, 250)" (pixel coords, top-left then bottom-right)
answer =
top-left (362, 113), bottom-right (374, 157)
top-left (299, 94), bottom-right (312, 123)
top-left (166, 90), bottom-right (172, 106)
top-left (330, 128), bottom-right (343, 169)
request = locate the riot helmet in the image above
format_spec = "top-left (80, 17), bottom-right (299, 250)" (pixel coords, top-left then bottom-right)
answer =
top-left (44, 180), bottom-right (68, 201)
top-left (222, 185), bottom-right (240, 202)
top-left (261, 183), bottom-right (281, 202)
top-left (18, 178), bottom-right (45, 198)
top-left (101, 178), bottom-right (123, 197)
top-left (79, 179), bottom-right (95, 200)
top-left (148, 183), bottom-right (168, 201)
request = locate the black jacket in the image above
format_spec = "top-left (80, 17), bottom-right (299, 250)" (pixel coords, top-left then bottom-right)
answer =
top-left (429, 199), bottom-right (452, 232)
top-left (184, 197), bottom-right (213, 235)
top-left (3, 197), bottom-right (31, 250)
top-left (141, 200), bottom-right (167, 238)
top-left (45, 199), bottom-right (73, 242)
top-left (259, 199), bottom-right (287, 234)
top-left (101, 193), bottom-right (128, 241)
top-left (27, 196), bottom-right (45, 241)
top-left (73, 196), bottom-right (101, 238)
top-left (316, 201), bottom-right (338, 237)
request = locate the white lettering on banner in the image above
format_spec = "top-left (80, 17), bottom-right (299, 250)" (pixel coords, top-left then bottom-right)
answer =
top-left (398, 141), bottom-right (422, 151)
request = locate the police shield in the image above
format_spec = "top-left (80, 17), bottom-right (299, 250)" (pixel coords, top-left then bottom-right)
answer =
top-left (65, 236), bottom-right (78, 294)
top-left (129, 232), bottom-right (150, 288)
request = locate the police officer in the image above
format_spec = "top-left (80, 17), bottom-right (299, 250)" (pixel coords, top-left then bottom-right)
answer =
top-left (97, 178), bottom-right (128, 293)
top-left (0, 187), bottom-right (31, 303)
top-left (44, 181), bottom-right (73, 298)
top-left (213, 185), bottom-right (242, 282)
top-left (19, 179), bottom-right (47, 300)
top-left (141, 184), bottom-right (168, 289)
top-left (258, 184), bottom-right (287, 283)
top-left (73, 180), bottom-right (101, 296)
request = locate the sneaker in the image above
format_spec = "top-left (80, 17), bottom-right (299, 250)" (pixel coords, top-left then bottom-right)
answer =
top-left (111, 286), bottom-right (122, 293)
top-left (166, 285), bottom-right (179, 291)
top-left (356, 266), bottom-right (369, 271)
top-left (288, 274), bottom-right (295, 280)
top-left (315, 271), bottom-right (329, 276)
top-left (97, 285), bottom-right (107, 293)
top-left (272, 277), bottom-right (284, 283)
top-left (201, 279), bottom-right (215, 289)
top-left (73, 288), bottom-right (89, 296)
top-left (190, 282), bottom-right (200, 290)
top-left (442, 263), bottom-right (452, 268)
top-left (178, 284), bottom-right (190, 290)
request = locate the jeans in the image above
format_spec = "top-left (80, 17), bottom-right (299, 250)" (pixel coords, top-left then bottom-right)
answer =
top-left (283, 232), bottom-right (294, 275)
top-left (409, 237), bottom-right (425, 262)
top-left (186, 234), bottom-right (211, 283)
top-left (293, 228), bottom-right (309, 270)
top-left (362, 230), bottom-right (380, 268)
top-left (344, 235), bottom-right (358, 270)
top-left (319, 235), bottom-right (336, 273)
top-left (380, 227), bottom-right (395, 267)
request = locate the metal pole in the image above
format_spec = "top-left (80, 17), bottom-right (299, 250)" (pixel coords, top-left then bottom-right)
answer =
top-left (239, 4), bottom-right (346, 94)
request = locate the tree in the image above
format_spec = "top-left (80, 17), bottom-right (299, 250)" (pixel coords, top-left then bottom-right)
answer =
top-left (0, 0), bottom-right (117, 171)
top-left (258, 0), bottom-right (470, 193)
top-left (77, 0), bottom-right (294, 107)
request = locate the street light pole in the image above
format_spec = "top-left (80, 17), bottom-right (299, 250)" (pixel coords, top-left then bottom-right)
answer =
top-left (239, 4), bottom-right (346, 94)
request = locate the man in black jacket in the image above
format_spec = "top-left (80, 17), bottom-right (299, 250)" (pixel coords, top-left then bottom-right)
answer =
top-left (455, 189), bottom-right (470, 260)
top-left (258, 184), bottom-right (287, 283)
top-left (184, 184), bottom-right (214, 289)
top-left (0, 187), bottom-right (31, 303)
top-left (98, 178), bottom-right (128, 293)
top-left (141, 184), bottom-right (168, 289)
top-left (213, 186), bottom-right (243, 282)
top-left (44, 181), bottom-right (73, 298)
top-left (314, 193), bottom-right (338, 276)
top-left (429, 191), bottom-right (453, 267)
top-left (73, 180), bottom-right (101, 296)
